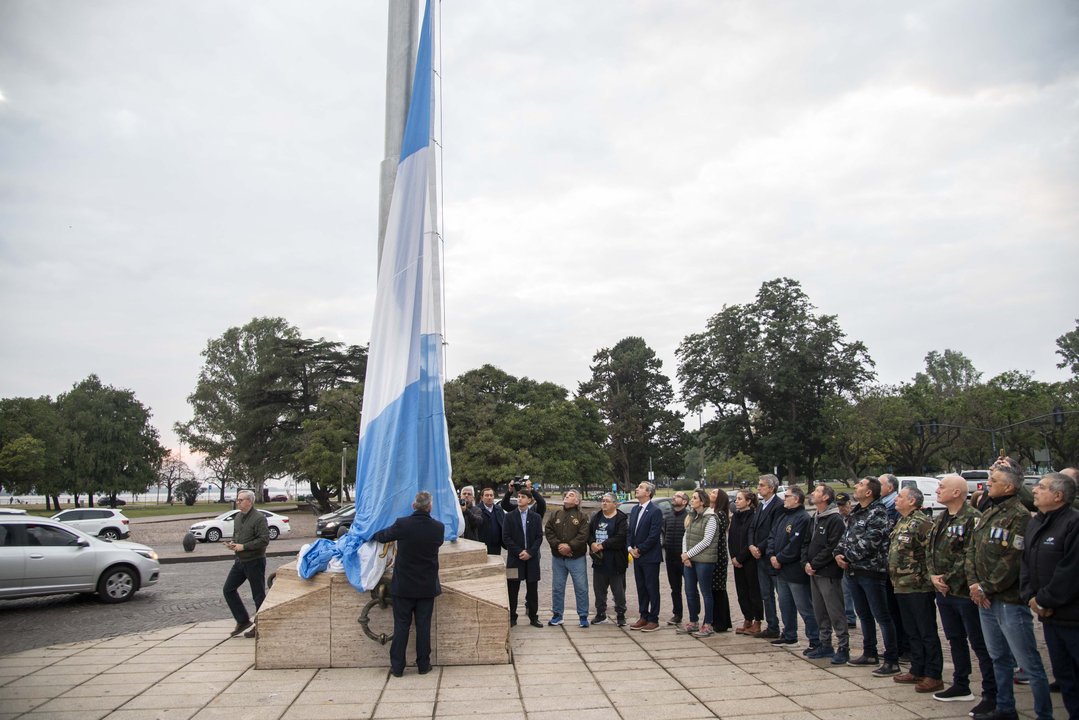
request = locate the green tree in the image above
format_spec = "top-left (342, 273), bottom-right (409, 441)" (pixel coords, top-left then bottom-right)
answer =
top-left (704, 452), bottom-right (760, 488)
top-left (58, 375), bottom-right (165, 506)
top-left (677, 278), bottom-right (875, 482)
top-left (1057, 319), bottom-right (1079, 376)
top-left (295, 384), bottom-right (363, 511)
top-left (175, 477), bottom-right (203, 506)
top-left (578, 336), bottom-right (686, 490)
top-left (0, 396), bottom-right (66, 506)
top-left (156, 455), bottom-right (195, 504)
top-left (914, 349), bottom-right (982, 398)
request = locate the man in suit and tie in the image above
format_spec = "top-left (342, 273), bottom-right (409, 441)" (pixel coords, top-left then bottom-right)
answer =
top-left (749, 474), bottom-right (784, 639)
top-left (478, 487), bottom-right (505, 556)
top-left (628, 481), bottom-right (664, 632)
top-left (372, 491), bottom-right (445, 678)
top-left (503, 489), bottom-right (544, 628)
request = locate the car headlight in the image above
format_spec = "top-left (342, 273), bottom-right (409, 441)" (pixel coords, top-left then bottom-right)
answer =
top-left (190, 524), bottom-right (206, 530)
top-left (325, 521), bottom-right (338, 528)
top-left (136, 550), bottom-right (159, 561)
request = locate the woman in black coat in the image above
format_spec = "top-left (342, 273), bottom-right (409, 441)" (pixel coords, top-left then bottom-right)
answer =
top-left (728, 489), bottom-right (763, 634)
top-left (708, 489), bottom-right (733, 632)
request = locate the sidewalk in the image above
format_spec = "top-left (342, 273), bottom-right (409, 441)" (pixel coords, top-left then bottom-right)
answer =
top-left (0, 618), bottom-right (1038, 720)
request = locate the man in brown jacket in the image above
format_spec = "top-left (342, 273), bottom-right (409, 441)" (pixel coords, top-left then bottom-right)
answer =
top-left (545, 490), bottom-right (591, 627)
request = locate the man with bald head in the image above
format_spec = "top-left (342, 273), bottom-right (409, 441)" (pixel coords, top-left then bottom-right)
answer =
top-left (926, 475), bottom-right (997, 713)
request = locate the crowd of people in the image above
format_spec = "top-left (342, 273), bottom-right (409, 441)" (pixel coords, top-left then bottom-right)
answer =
top-left (458, 462), bottom-right (1079, 720)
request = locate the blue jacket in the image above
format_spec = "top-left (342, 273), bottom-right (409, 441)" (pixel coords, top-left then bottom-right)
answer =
top-left (478, 501), bottom-right (505, 555)
top-left (628, 501), bottom-right (663, 564)
top-left (767, 505), bottom-right (811, 584)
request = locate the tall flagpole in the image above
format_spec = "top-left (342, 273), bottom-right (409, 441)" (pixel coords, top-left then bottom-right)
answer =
top-left (378, 0), bottom-right (421, 268)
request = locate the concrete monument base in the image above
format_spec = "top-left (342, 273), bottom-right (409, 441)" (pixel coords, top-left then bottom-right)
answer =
top-left (254, 538), bottom-right (511, 669)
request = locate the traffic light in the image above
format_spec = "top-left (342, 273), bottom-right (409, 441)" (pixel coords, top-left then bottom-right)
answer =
top-left (929, 419), bottom-right (940, 436)
top-left (1054, 406), bottom-right (1065, 426)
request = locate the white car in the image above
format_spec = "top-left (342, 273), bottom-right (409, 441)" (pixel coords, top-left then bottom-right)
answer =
top-left (189, 509), bottom-right (290, 543)
top-left (51, 508), bottom-right (131, 540)
top-left (896, 476), bottom-right (946, 516)
top-left (0, 516), bottom-right (159, 603)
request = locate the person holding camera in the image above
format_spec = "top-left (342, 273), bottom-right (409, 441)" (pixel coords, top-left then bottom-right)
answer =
top-left (458, 485), bottom-right (483, 542)
top-left (500, 476), bottom-right (546, 517)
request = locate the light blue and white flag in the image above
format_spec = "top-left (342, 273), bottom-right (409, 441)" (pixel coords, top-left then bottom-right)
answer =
top-left (299, 0), bottom-right (459, 591)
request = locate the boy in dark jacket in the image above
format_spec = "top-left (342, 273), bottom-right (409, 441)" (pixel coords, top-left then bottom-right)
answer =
top-left (803, 483), bottom-right (849, 663)
top-left (767, 486), bottom-right (819, 652)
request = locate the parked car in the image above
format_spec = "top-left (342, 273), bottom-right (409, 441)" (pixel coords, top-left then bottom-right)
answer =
top-left (316, 505), bottom-right (356, 539)
top-left (896, 476), bottom-right (946, 516)
top-left (188, 509), bottom-right (291, 543)
top-left (95, 496), bottom-right (127, 507)
top-left (960, 470), bottom-right (990, 497)
top-left (267, 493), bottom-right (288, 502)
top-left (617, 497), bottom-right (674, 521)
top-left (0, 516), bottom-right (159, 603)
top-left (51, 508), bottom-right (131, 540)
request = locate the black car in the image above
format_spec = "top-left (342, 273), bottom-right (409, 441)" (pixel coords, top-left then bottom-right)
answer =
top-left (316, 505), bottom-right (355, 539)
top-left (96, 496), bottom-right (127, 507)
top-left (617, 496), bottom-right (674, 521)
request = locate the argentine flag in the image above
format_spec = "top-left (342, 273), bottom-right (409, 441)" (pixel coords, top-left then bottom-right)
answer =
top-left (301, 0), bottom-right (459, 591)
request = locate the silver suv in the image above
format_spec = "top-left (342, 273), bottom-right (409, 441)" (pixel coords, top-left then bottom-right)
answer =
top-left (51, 508), bottom-right (131, 540)
top-left (0, 516), bottom-right (160, 603)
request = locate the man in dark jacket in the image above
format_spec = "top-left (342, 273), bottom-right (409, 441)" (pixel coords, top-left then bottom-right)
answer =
top-left (835, 476), bottom-right (900, 676)
top-left (767, 486), bottom-right (818, 652)
top-left (588, 492), bottom-right (629, 626)
top-left (458, 485), bottom-right (483, 542)
top-left (477, 487), bottom-right (505, 556)
top-left (663, 492), bottom-right (689, 625)
top-left (628, 481), bottom-right (664, 631)
top-left (749, 474), bottom-right (784, 638)
top-left (1022, 472), bottom-right (1079, 719)
top-left (223, 489), bottom-right (270, 638)
top-left (372, 491), bottom-right (445, 677)
top-left (804, 483), bottom-right (848, 663)
top-left (503, 489), bottom-right (543, 628)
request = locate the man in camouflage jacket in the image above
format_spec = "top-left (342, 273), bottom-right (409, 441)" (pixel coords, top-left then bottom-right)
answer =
top-left (926, 474), bottom-right (997, 711)
top-left (835, 476), bottom-right (899, 675)
top-left (888, 486), bottom-right (943, 694)
top-left (965, 458), bottom-right (1052, 720)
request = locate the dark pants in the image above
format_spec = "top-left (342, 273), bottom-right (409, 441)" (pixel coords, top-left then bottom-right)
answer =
top-left (593, 568), bottom-right (627, 617)
top-left (757, 562), bottom-right (779, 630)
top-left (390, 595), bottom-right (434, 674)
top-left (664, 548), bottom-right (684, 620)
top-left (936, 592), bottom-right (997, 699)
top-left (896, 591), bottom-right (942, 679)
top-left (1044, 623), bottom-right (1079, 719)
top-left (223, 557), bottom-right (266, 625)
top-left (886, 577), bottom-right (910, 656)
top-left (848, 572), bottom-right (898, 662)
top-left (633, 560), bottom-right (661, 622)
top-left (507, 579), bottom-right (538, 622)
top-left (733, 558), bottom-right (763, 622)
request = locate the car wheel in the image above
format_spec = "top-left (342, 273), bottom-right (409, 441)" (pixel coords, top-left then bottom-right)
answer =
top-left (97, 566), bottom-right (137, 603)
top-left (206, 528), bottom-right (222, 543)
top-left (100, 528), bottom-right (121, 540)
top-left (335, 525), bottom-right (348, 539)
top-left (267, 571), bottom-right (276, 589)
top-left (268, 526), bottom-right (280, 540)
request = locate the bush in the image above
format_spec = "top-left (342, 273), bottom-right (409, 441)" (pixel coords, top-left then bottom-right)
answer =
top-left (671, 478), bottom-right (696, 491)
top-left (175, 479), bottom-right (203, 506)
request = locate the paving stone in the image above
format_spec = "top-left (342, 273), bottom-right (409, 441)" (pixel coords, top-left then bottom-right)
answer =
top-left (59, 681), bottom-right (155, 698)
top-left (0, 698), bottom-right (48, 713)
top-left (14, 710), bottom-right (111, 720)
top-left (31, 694), bottom-right (128, 713)
top-left (598, 676), bottom-right (685, 693)
top-left (689, 682), bottom-right (778, 702)
top-left (435, 698), bottom-right (525, 715)
top-left (526, 709), bottom-right (625, 720)
top-left (819, 706), bottom-right (921, 719)
top-left (279, 705), bottom-right (374, 720)
top-left (188, 707), bottom-right (286, 720)
top-left (765, 677), bottom-right (863, 696)
top-left (103, 709), bottom-right (200, 720)
top-left (370, 701), bottom-right (436, 718)
top-left (705, 695), bottom-right (803, 716)
top-left (794, 689), bottom-right (884, 710)
top-left (522, 692), bottom-right (614, 712)
top-left (119, 693), bottom-right (215, 710)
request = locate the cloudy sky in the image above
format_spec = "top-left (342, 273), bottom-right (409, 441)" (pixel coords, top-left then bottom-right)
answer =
top-left (1, 0), bottom-right (1077, 453)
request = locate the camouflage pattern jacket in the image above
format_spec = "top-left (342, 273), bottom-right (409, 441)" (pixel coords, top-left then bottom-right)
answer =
top-left (835, 499), bottom-right (890, 579)
top-left (964, 494), bottom-right (1031, 605)
top-left (926, 504), bottom-right (981, 598)
top-left (888, 512), bottom-right (932, 593)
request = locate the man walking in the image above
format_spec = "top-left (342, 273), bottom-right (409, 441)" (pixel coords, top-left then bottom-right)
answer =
top-left (663, 492), bottom-right (689, 626)
top-left (889, 486), bottom-right (943, 694)
top-left (545, 490), bottom-right (591, 628)
top-left (1022, 472), bottom-right (1079, 719)
top-left (628, 481), bottom-right (663, 632)
top-left (966, 457), bottom-right (1052, 720)
top-left (503, 489), bottom-right (543, 628)
top-left (372, 491), bottom-right (444, 677)
top-left (749, 474), bottom-right (784, 638)
top-left (222, 489), bottom-right (269, 638)
top-left (804, 483), bottom-right (849, 663)
top-left (927, 474), bottom-right (998, 715)
top-left (835, 477), bottom-right (900, 676)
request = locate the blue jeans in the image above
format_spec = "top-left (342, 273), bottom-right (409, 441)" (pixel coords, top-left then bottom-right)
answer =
top-left (757, 562), bottom-right (779, 630)
top-left (842, 574), bottom-right (856, 624)
top-left (551, 555), bottom-right (589, 618)
top-left (979, 600), bottom-right (1052, 719)
top-left (683, 562), bottom-right (715, 626)
top-left (847, 572), bottom-right (897, 662)
top-left (777, 578), bottom-right (819, 645)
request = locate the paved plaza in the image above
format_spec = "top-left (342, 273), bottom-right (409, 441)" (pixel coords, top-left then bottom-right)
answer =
top-left (0, 612), bottom-right (1049, 720)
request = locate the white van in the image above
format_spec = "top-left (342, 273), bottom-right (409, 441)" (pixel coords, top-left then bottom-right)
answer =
top-left (896, 476), bottom-right (946, 517)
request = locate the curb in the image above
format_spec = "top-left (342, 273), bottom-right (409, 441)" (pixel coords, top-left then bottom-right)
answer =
top-left (159, 547), bottom-right (302, 565)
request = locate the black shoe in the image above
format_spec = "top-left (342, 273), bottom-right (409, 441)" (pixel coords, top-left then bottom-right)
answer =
top-left (1050, 680), bottom-right (1061, 692)
top-left (933, 685), bottom-right (975, 702)
top-left (230, 619), bottom-right (253, 637)
top-left (972, 709), bottom-right (1017, 720)
top-left (591, 613), bottom-right (608, 625)
top-left (243, 625), bottom-right (257, 639)
top-left (847, 654), bottom-right (879, 666)
top-left (418, 666), bottom-right (432, 675)
top-left (770, 637), bottom-right (797, 645)
top-left (667, 616), bottom-right (682, 626)
top-left (968, 698), bottom-right (995, 717)
top-left (898, 652), bottom-right (911, 665)
top-left (872, 662), bottom-right (901, 677)
top-left (390, 670), bottom-right (403, 678)
top-left (754, 627), bottom-right (781, 639)
top-left (529, 618), bottom-right (543, 628)
top-left (616, 614), bottom-right (627, 627)
top-left (509, 618), bottom-right (517, 627)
